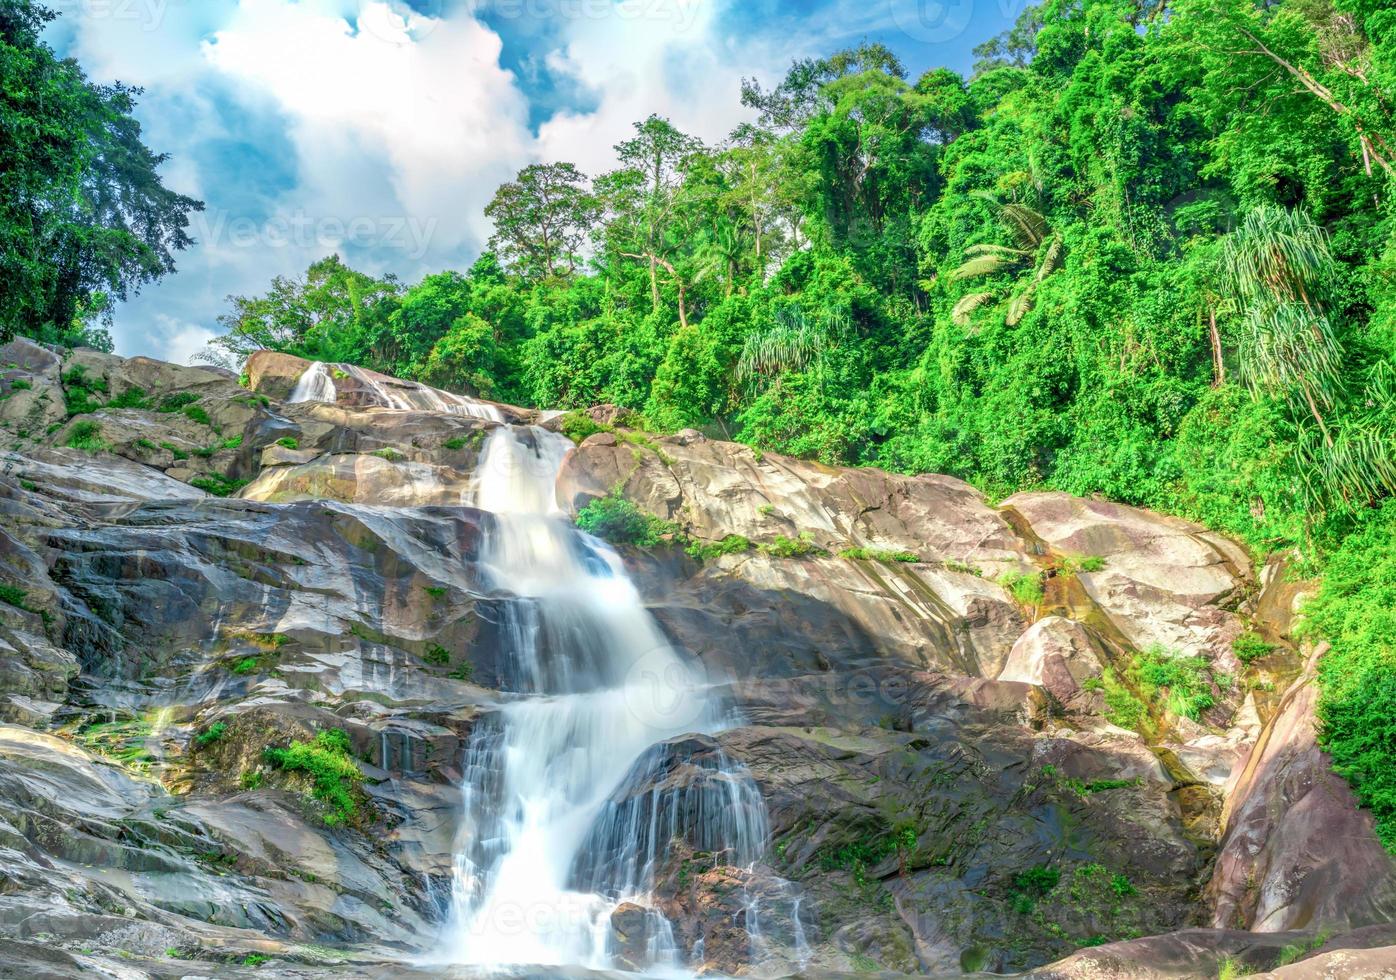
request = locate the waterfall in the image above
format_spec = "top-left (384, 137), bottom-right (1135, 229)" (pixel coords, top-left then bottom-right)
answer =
top-left (288, 361), bottom-right (503, 420)
top-left (436, 425), bottom-right (769, 971)
top-left (339, 363), bottom-right (504, 421)
top-left (289, 361), bottom-right (337, 403)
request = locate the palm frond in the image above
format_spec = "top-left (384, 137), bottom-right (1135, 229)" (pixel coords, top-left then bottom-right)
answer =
top-left (951, 291), bottom-right (997, 326)
top-left (735, 309), bottom-right (834, 389)
top-left (1296, 421), bottom-right (1396, 510)
top-left (1235, 303), bottom-right (1344, 409)
top-left (998, 203), bottom-right (1049, 251)
top-left (1034, 236), bottom-right (1064, 281)
top-left (1221, 204), bottom-right (1336, 308)
top-left (951, 253), bottom-right (1016, 281)
top-left (1005, 282), bottom-right (1037, 326)
top-left (964, 243), bottom-right (1030, 259)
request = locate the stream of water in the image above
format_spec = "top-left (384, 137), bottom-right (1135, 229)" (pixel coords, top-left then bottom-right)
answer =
top-left (289, 361), bottom-right (504, 421)
top-left (436, 425), bottom-right (771, 972)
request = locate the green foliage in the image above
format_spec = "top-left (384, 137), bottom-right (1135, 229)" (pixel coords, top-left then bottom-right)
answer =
top-left (263, 728), bottom-right (363, 827)
top-left (1010, 866), bottom-right (1060, 913)
top-left (276, 437), bottom-right (299, 450)
top-left (575, 493), bottom-right (677, 548)
top-left (0, 1), bottom-right (200, 349)
top-left (1302, 503), bottom-right (1396, 850)
top-left (1057, 554), bottom-right (1106, 576)
top-left (0, 584), bottom-right (33, 610)
top-left (759, 532), bottom-right (825, 558)
top-left (1274, 931), bottom-right (1331, 968)
top-left (222, 435), bottom-right (243, 450)
top-left (107, 386), bottom-right (151, 410)
top-left (839, 546), bottom-right (921, 562)
top-left (1131, 646), bottom-right (1217, 722)
top-left (816, 819), bottom-right (919, 886)
top-left (370, 448), bottom-right (405, 462)
top-left (157, 392), bottom-right (200, 413)
top-left (64, 419), bottom-right (107, 453)
top-left (486, 162), bottom-right (597, 280)
top-left (1099, 669), bottom-right (1147, 733)
top-left (60, 364), bottom-right (107, 416)
top-left (182, 404), bottom-right (211, 426)
top-left (686, 534), bottom-right (752, 560)
top-left (999, 569), bottom-right (1044, 607)
top-left (559, 410), bottom-right (610, 443)
top-left (448, 662), bottom-right (475, 681)
top-left (190, 474), bottom-right (248, 497)
top-left (424, 643), bottom-right (451, 665)
top-left (1233, 631), bottom-right (1274, 664)
top-left (194, 722), bottom-right (228, 747)
top-left (229, 656), bottom-right (260, 675)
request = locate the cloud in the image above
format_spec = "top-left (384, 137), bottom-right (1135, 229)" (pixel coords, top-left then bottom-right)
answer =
top-left (46, 0), bottom-right (538, 359)
top-left (149, 314), bottom-right (219, 366)
top-left (533, 0), bottom-right (797, 175)
top-left (203, 0), bottom-right (533, 254)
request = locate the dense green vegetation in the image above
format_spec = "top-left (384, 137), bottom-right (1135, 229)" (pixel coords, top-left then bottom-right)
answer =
top-left (0, 2), bottom-right (201, 349)
top-left (210, 0), bottom-right (1395, 557)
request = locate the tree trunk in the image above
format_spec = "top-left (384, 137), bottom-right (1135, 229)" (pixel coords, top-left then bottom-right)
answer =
top-left (1302, 381), bottom-right (1334, 448)
top-left (1209, 305), bottom-right (1225, 387)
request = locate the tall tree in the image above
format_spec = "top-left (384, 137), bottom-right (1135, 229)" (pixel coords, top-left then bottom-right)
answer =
top-left (610, 115), bottom-right (703, 312)
top-left (212, 255), bottom-right (398, 363)
top-left (0, 1), bottom-right (202, 347)
top-left (485, 163), bottom-right (596, 280)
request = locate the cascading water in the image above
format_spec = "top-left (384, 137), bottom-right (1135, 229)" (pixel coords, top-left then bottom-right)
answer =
top-left (437, 425), bottom-right (773, 972)
top-left (340, 363), bottom-right (505, 421)
top-left (288, 361), bottom-right (337, 403)
top-left (287, 361), bottom-right (503, 420)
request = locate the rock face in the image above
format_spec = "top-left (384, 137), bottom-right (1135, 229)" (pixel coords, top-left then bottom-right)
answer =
top-left (1210, 644), bottom-right (1396, 933)
top-left (0, 340), bottom-right (1386, 978)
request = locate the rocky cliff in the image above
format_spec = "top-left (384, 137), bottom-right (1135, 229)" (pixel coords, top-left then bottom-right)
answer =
top-left (0, 342), bottom-right (1391, 979)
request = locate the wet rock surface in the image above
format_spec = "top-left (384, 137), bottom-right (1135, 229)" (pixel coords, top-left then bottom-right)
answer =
top-left (0, 343), bottom-right (1388, 977)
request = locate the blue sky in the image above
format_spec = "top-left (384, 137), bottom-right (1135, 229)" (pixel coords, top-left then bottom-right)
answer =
top-left (47, 0), bottom-right (1025, 363)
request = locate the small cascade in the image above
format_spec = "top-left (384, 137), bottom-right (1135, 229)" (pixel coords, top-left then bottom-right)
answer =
top-left (792, 896), bottom-right (812, 967)
top-left (436, 424), bottom-right (776, 972)
top-left (289, 361), bottom-right (337, 403)
top-left (339, 363), bottom-right (504, 421)
top-left (378, 727), bottom-right (423, 776)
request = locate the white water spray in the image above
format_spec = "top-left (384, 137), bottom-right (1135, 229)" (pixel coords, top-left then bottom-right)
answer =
top-left (288, 361), bottom-right (504, 420)
top-left (288, 361), bottom-right (337, 403)
top-left (437, 425), bottom-right (768, 971)
top-left (341, 363), bottom-right (504, 421)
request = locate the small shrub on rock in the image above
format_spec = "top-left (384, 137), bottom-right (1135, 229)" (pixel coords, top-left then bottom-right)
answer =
top-left (263, 728), bottom-right (363, 826)
top-left (759, 532), bottom-right (825, 558)
top-left (560, 410), bottom-right (610, 444)
top-left (576, 493), bottom-right (677, 547)
top-left (64, 419), bottom-right (108, 453)
top-left (999, 569), bottom-right (1045, 607)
